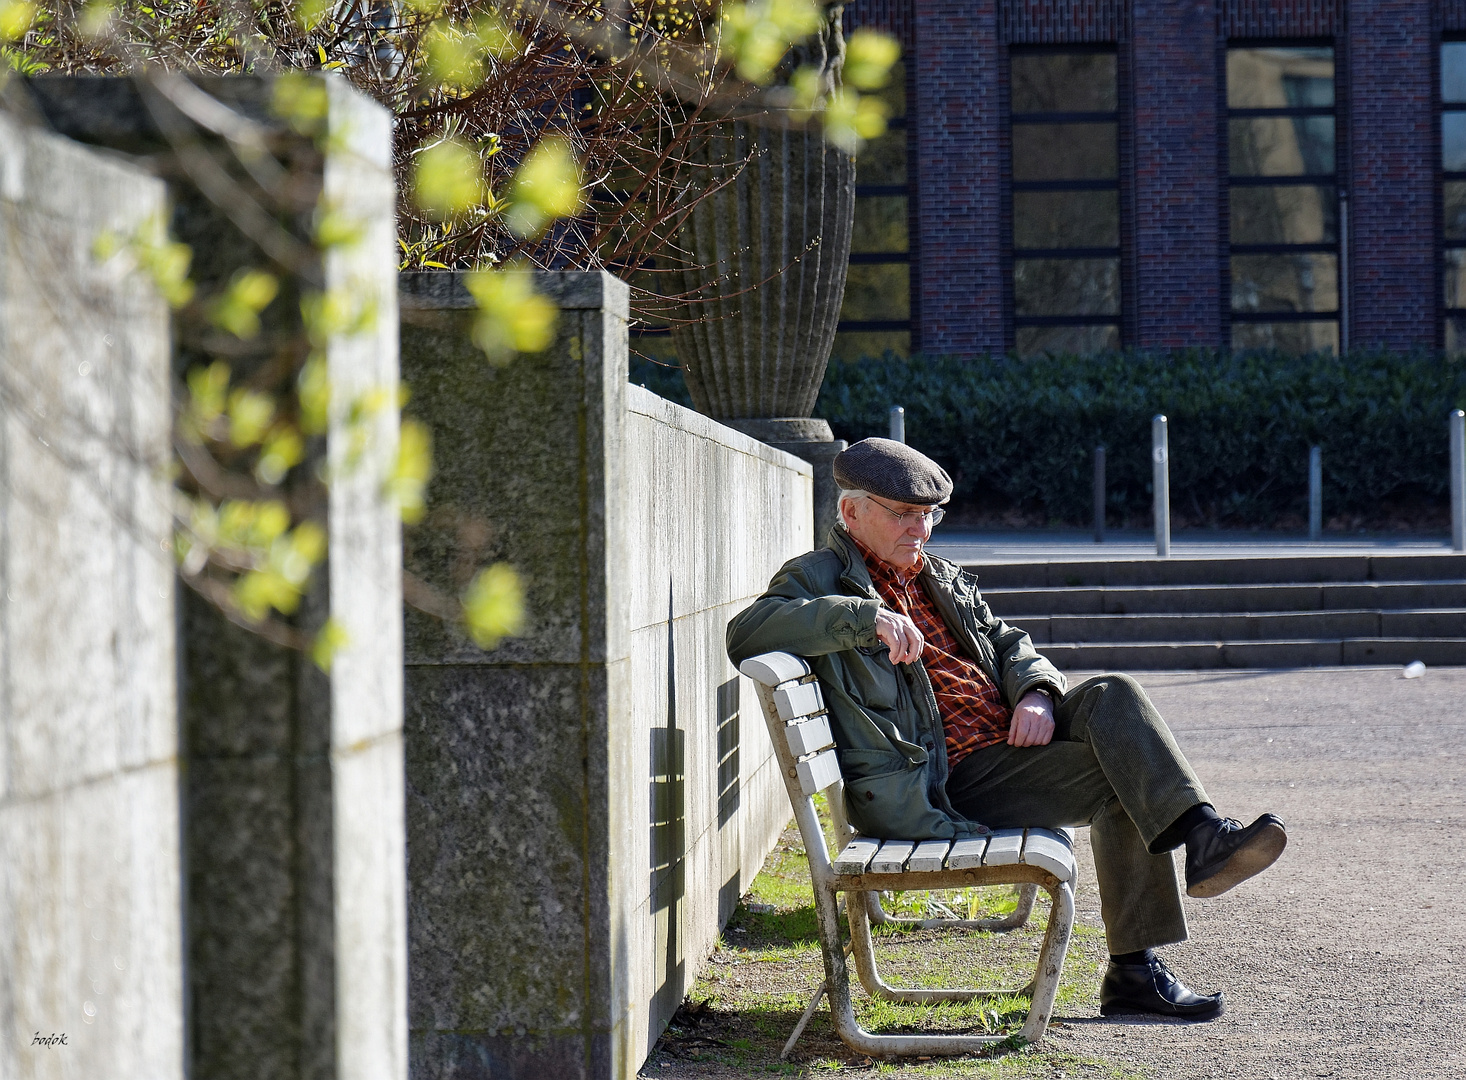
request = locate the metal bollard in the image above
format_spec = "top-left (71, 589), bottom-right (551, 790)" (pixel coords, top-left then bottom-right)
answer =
top-left (889, 405), bottom-right (905, 443)
top-left (1093, 446), bottom-right (1106, 544)
top-left (1152, 415), bottom-right (1170, 557)
top-left (1308, 445), bottom-right (1322, 542)
top-left (1452, 409), bottom-right (1465, 552)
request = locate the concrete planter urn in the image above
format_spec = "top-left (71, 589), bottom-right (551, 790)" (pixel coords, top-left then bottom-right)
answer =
top-left (669, 9), bottom-right (855, 538)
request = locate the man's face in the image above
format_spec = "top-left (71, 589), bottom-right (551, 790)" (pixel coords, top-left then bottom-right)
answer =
top-left (842, 494), bottom-right (937, 571)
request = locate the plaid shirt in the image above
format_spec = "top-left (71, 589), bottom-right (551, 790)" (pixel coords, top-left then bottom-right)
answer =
top-left (853, 537), bottom-right (1012, 769)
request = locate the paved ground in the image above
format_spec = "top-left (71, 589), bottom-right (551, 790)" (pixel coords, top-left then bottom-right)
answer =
top-left (1041, 665), bottom-right (1466, 1079)
top-left (926, 529), bottom-right (1456, 563)
top-left (648, 664), bottom-right (1466, 1079)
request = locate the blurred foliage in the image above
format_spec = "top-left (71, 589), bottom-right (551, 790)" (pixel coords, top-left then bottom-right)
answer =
top-left (16, 1), bottom-right (896, 660)
top-left (20, 1), bottom-right (896, 330)
top-left (463, 562), bottom-right (526, 648)
top-left (814, 349), bottom-right (1466, 527)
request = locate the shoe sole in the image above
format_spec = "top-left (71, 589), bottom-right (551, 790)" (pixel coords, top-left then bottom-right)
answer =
top-left (1186, 821), bottom-right (1288, 898)
top-left (1100, 999), bottom-right (1226, 1021)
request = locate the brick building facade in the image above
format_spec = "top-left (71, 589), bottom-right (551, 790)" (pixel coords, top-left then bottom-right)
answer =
top-left (837, 0), bottom-right (1464, 358)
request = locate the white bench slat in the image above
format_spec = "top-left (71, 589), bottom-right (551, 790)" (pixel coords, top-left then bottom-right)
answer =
top-left (1021, 829), bottom-right (1075, 882)
top-left (774, 681), bottom-right (824, 721)
top-left (739, 652), bottom-right (809, 687)
top-left (832, 837), bottom-right (881, 874)
top-left (907, 839), bottom-right (952, 872)
top-left (983, 829), bottom-right (1025, 866)
top-left (947, 836), bottom-right (989, 869)
top-left (795, 749), bottom-right (842, 796)
top-left (784, 714), bottom-right (834, 757)
top-left (870, 839), bottom-right (915, 874)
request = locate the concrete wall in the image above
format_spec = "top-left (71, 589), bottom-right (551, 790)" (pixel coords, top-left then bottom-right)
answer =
top-left (30, 75), bottom-right (407, 1080)
top-left (399, 270), bottom-right (809, 1080)
top-left (615, 386), bottom-right (806, 1066)
top-left (0, 115), bottom-right (180, 1076)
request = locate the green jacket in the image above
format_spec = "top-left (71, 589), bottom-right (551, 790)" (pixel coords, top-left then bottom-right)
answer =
top-left (727, 528), bottom-right (1067, 840)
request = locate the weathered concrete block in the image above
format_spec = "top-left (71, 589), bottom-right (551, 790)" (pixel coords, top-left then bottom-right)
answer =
top-left (0, 114), bottom-right (179, 1077)
top-left (400, 270), bottom-right (811, 1079)
top-left (31, 75), bottom-right (406, 1080)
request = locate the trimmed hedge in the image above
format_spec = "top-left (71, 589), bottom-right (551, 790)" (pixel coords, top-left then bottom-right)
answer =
top-left (630, 350), bottom-right (1466, 528)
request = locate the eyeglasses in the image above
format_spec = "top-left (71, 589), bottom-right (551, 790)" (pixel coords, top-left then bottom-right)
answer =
top-left (867, 497), bottom-right (945, 529)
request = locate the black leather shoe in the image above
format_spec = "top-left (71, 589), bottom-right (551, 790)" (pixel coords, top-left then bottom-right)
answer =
top-left (1185, 813), bottom-right (1287, 898)
top-left (1099, 955), bottom-right (1225, 1020)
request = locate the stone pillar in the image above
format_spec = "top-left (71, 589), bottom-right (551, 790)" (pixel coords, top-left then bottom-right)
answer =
top-left (398, 270), bottom-right (808, 1080)
top-left (399, 271), bottom-right (630, 1080)
top-left (401, 271), bottom-right (630, 1078)
top-left (30, 76), bottom-right (407, 1080)
top-left (0, 112), bottom-right (180, 1080)
top-left (1130, 0), bottom-right (1221, 347)
top-left (1347, 0), bottom-right (1436, 349)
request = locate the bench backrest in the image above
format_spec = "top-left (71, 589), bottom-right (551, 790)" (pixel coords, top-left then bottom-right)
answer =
top-left (739, 651), bottom-right (849, 874)
top-left (741, 650), bottom-right (1079, 892)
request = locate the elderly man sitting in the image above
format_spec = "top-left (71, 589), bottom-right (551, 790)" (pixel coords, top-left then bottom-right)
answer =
top-left (727, 437), bottom-right (1286, 1019)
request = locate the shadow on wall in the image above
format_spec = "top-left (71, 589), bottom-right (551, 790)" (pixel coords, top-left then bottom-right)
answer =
top-left (716, 677), bottom-right (742, 927)
top-left (650, 586), bottom-right (686, 1037)
top-left (717, 679), bottom-right (741, 830)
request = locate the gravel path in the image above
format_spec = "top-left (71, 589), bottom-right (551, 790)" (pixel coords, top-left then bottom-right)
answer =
top-left (1044, 665), bottom-right (1466, 1080)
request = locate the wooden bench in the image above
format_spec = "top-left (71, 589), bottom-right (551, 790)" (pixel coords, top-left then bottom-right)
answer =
top-left (740, 650), bottom-right (1077, 1058)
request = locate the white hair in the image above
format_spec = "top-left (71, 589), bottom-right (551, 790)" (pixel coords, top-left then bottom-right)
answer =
top-left (837, 488), bottom-right (869, 529)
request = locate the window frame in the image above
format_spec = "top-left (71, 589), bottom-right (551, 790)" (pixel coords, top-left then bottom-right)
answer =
top-left (1006, 43), bottom-right (1124, 355)
top-left (1440, 34), bottom-right (1466, 350)
top-left (835, 64), bottom-right (915, 355)
top-left (1224, 38), bottom-right (1342, 349)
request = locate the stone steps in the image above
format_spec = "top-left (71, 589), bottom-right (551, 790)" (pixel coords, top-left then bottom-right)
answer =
top-left (985, 580), bottom-right (1466, 615)
top-left (963, 552), bottom-right (1466, 670)
top-left (1036, 637), bottom-right (1466, 670)
top-left (1006, 608), bottom-right (1466, 643)
top-left (973, 553), bottom-right (1466, 588)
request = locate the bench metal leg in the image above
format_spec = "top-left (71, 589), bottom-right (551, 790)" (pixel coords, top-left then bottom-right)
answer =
top-left (864, 882), bottom-right (1040, 931)
top-left (1016, 878), bottom-right (1075, 1044)
top-left (847, 889), bottom-right (1047, 1004)
top-left (813, 880), bottom-right (1075, 1057)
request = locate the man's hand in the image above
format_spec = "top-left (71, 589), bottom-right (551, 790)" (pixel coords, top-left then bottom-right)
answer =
top-left (874, 608), bottom-right (924, 664)
top-left (1008, 689), bottom-right (1055, 747)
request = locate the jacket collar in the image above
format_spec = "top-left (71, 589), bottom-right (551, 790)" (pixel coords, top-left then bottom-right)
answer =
top-left (824, 526), bottom-right (880, 599)
top-left (825, 525), bottom-right (962, 595)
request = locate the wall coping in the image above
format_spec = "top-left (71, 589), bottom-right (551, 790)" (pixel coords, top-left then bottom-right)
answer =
top-left (626, 383), bottom-right (814, 479)
top-left (399, 268), bottom-right (630, 316)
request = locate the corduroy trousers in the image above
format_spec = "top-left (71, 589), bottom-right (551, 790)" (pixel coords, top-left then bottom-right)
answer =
top-left (946, 673), bottom-right (1208, 955)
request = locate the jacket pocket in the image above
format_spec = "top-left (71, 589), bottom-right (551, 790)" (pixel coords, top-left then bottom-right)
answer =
top-left (838, 747), bottom-right (917, 776)
top-left (843, 647), bottom-right (902, 710)
top-left (839, 751), bottom-right (955, 841)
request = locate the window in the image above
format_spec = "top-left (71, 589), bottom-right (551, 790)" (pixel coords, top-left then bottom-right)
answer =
top-left (1009, 48), bottom-right (1121, 357)
top-left (1226, 45), bottom-right (1339, 352)
top-left (834, 61), bottom-right (912, 361)
top-left (1443, 40), bottom-right (1466, 351)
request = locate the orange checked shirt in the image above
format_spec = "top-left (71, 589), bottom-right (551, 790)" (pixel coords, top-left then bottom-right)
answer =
top-left (853, 538), bottom-right (1012, 769)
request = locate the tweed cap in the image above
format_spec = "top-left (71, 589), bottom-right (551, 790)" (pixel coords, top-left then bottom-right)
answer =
top-left (833, 438), bottom-right (953, 505)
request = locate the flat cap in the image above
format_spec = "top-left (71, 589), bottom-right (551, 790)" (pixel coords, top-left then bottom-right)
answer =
top-left (833, 438), bottom-right (952, 505)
